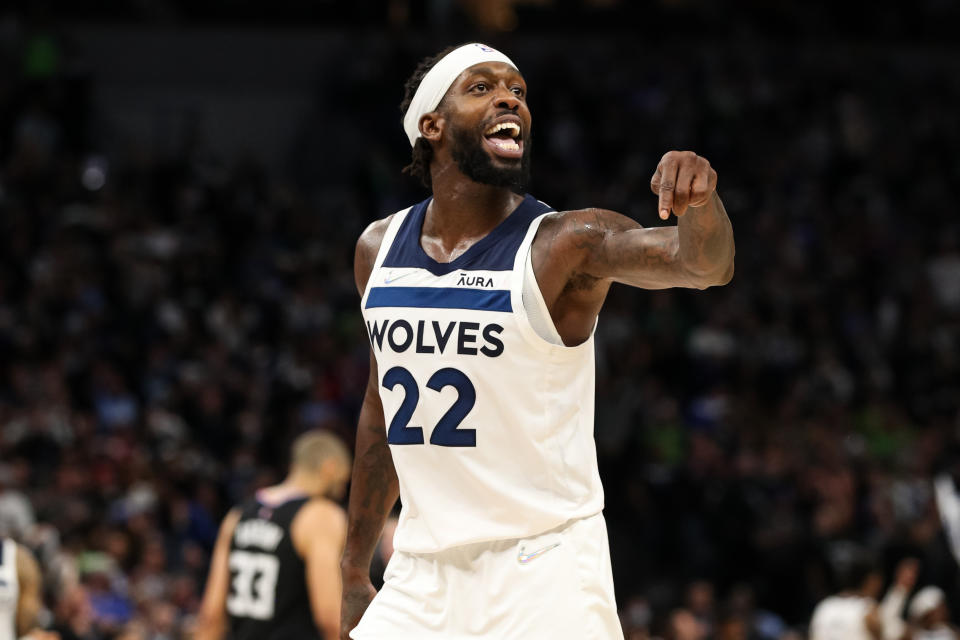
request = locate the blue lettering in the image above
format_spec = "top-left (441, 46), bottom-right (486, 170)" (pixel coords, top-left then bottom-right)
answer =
top-left (388, 320), bottom-right (413, 352)
top-left (457, 322), bottom-right (480, 355)
top-left (415, 320), bottom-right (435, 353)
top-left (433, 321), bottom-right (455, 352)
top-left (370, 319), bottom-right (504, 357)
top-left (480, 324), bottom-right (504, 357)
top-left (367, 320), bottom-right (388, 351)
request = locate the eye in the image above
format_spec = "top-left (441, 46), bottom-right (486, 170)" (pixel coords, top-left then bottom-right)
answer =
top-left (511, 86), bottom-right (525, 97)
top-left (472, 82), bottom-right (488, 93)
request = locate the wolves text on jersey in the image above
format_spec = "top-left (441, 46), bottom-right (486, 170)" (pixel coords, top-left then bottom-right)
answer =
top-left (367, 318), bottom-right (504, 357)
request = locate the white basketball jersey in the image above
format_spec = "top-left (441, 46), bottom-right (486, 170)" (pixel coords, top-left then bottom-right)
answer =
top-left (361, 195), bottom-right (604, 553)
top-left (809, 595), bottom-right (875, 640)
top-left (0, 539), bottom-right (19, 640)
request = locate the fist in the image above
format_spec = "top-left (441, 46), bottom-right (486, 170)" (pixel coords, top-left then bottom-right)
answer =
top-left (650, 151), bottom-right (718, 220)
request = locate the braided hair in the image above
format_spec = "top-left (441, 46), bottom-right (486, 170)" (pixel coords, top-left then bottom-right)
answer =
top-left (399, 45), bottom-right (462, 190)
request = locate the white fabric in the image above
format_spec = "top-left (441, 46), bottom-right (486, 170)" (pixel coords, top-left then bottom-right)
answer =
top-left (360, 208), bottom-right (603, 553)
top-left (350, 512), bottom-right (623, 639)
top-left (913, 627), bottom-right (958, 640)
top-left (879, 585), bottom-right (908, 640)
top-left (0, 539), bottom-right (18, 640)
top-left (934, 473), bottom-right (960, 566)
top-left (910, 586), bottom-right (946, 621)
top-left (809, 595), bottom-right (876, 640)
top-left (403, 43), bottom-right (517, 147)
top-left (0, 491), bottom-right (35, 540)
top-left (522, 239), bottom-right (564, 346)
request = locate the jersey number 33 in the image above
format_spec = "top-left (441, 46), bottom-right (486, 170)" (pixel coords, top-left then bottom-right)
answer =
top-left (227, 550), bottom-right (279, 620)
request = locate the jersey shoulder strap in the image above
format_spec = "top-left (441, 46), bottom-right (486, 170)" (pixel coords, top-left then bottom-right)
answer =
top-left (360, 205), bottom-right (415, 307)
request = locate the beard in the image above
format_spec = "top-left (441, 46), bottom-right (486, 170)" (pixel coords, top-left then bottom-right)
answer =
top-left (450, 123), bottom-right (532, 193)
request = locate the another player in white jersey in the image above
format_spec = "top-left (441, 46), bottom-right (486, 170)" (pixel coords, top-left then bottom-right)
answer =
top-left (809, 556), bottom-right (918, 640)
top-left (340, 43), bottom-right (735, 639)
top-left (907, 586), bottom-right (959, 640)
top-left (0, 538), bottom-right (50, 640)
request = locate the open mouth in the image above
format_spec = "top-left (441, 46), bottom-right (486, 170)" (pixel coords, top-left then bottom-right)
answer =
top-left (482, 121), bottom-right (523, 159)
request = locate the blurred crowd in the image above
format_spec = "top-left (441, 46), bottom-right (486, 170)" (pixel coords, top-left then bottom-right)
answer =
top-left (0, 9), bottom-right (959, 640)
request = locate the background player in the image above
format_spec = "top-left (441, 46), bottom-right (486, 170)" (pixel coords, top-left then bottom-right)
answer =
top-left (196, 431), bottom-right (351, 640)
top-left (0, 537), bottom-right (55, 640)
top-left (907, 586), bottom-right (959, 639)
top-left (340, 43), bottom-right (734, 638)
top-left (809, 555), bottom-right (919, 640)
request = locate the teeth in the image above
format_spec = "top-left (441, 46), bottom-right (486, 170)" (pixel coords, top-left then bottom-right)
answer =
top-left (493, 139), bottom-right (520, 151)
top-left (484, 122), bottom-right (521, 138)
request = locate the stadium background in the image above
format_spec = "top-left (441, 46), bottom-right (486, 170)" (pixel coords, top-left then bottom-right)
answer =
top-left (1, 0), bottom-right (959, 637)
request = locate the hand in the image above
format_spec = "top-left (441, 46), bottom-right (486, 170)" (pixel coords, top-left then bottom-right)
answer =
top-left (650, 151), bottom-right (718, 220)
top-left (894, 558), bottom-right (920, 590)
top-left (340, 571), bottom-right (377, 640)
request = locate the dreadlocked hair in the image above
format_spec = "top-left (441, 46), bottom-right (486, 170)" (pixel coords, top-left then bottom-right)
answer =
top-left (399, 45), bottom-right (463, 190)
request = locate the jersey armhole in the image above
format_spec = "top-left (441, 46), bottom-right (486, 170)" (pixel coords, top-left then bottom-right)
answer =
top-left (522, 242), bottom-right (564, 346)
top-left (510, 212), bottom-right (597, 358)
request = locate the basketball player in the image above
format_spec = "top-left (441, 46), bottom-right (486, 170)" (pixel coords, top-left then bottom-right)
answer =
top-left (0, 537), bottom-right (52, 640)
top-left (340, 43), bottom-right (735, 639)
top-left (197, 431), bottom-right (351, 640)
top-left (809, 556), bottom-right (917, 640)
top-left (907, 586), bottom-right (959, 640)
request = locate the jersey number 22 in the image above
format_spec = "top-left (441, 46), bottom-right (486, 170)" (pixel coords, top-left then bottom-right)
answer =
top-left (383, 366), bottom-right (476, 447)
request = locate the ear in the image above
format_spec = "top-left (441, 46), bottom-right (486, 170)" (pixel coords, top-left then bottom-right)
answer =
top-left (319, 458), bottom-right (336, 477)
top-left (419, 111), bottom-right (444, 143)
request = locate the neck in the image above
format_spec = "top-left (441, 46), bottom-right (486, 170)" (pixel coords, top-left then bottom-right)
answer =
top-left (426, 160), bottom-right (525, 250)
top-left (265, 472), bottom-right (321, 499)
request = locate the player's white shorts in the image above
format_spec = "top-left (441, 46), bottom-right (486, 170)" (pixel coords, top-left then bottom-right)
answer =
top-left (350, 511), bottom-right (624, 639)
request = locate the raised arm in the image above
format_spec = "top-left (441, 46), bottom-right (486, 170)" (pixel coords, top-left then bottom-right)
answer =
top-left (340, 219), bottom-right (400, 639)
top-left (547, 151), bottom-right (734, 292)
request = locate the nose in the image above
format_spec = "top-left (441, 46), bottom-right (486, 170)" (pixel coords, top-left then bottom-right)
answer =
top-left (494, 85), bottom-right (520, 111)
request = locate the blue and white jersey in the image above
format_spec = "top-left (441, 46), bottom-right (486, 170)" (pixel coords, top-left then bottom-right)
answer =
top-left (361, 194), bottom-right (604, 553)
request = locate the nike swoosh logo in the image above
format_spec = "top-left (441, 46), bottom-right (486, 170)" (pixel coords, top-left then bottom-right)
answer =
top-left (517, 542), bottom-right (561, 564)
top-left (384, 271), bottom-right (414, 284)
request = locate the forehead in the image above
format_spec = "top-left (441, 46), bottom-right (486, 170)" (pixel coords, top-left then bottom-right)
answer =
top-left (453, 61), bottom-right (525, 85)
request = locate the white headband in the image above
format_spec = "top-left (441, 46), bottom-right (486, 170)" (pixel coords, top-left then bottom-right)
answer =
top-left (403, 43), bottom-right (518, 147)
top-left (909, 586), bottom-right (945, 620)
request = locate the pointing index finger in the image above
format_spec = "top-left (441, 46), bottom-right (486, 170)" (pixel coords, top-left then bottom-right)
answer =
top-left (657, 154), bottom-right (678, 220)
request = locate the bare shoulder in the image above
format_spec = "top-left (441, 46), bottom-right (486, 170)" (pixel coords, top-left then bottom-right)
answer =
top-left (221, 507), bottom-right (242, 532)
top-left (356, 216), bottom-right (394, 264)
top-left (533, 208), bottom-right (644, 277)
top-left (15, 543), bottom-right (40, 581)
top-left (293, 499), bottom-right (347, 544)
top-left (300, 498), bottom-right (346, 524)
top-left (355, 214), bottom-right (396, 294)
top-left (536, 207), bottom-right (642, 250)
